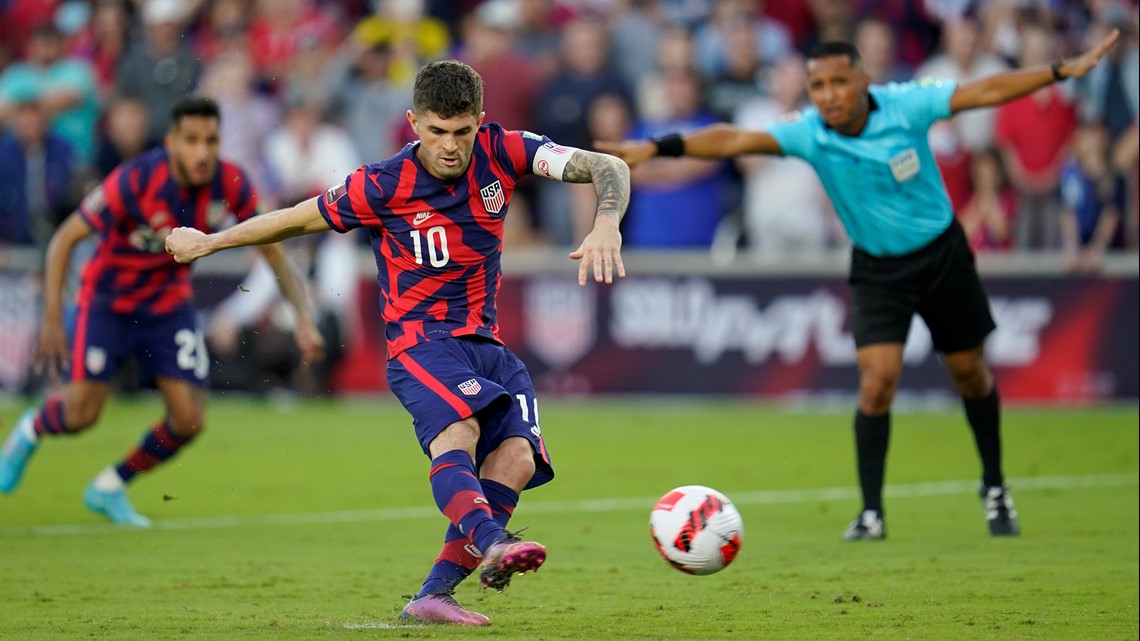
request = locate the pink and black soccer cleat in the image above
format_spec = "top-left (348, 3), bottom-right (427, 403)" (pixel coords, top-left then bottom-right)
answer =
top-left (479, 535), bottom-right (547, 592)
top-left (399, 592), bottom-right (491, 626)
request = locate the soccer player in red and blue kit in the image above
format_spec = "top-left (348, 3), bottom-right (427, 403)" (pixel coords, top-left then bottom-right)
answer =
top-left (165, 61), bottom-right (630, 626)
top-left (0, 96), bottom-right (324, 526)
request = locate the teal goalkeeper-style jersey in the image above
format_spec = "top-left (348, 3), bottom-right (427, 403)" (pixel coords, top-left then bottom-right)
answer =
top-left (766, 79), bottom-right (959, 257)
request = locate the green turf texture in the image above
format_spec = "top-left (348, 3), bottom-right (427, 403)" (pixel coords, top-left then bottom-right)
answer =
top-left (0, 398), bottom-right (1136, 640)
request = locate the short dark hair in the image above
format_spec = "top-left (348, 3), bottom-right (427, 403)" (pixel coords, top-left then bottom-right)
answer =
top-left (807, 41), bottom-right (863, 66)
top-left (170, 95), bottom-right (221, 129)
top-left (412, 60), bottom-right (483, 119)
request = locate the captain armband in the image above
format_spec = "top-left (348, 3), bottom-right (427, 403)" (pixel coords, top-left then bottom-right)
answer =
top-left (532, 141), bottom-right (580, 181)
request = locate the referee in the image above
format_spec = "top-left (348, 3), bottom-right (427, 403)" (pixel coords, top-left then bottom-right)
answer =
top-left (598, 29), bottom-right (1120, 540)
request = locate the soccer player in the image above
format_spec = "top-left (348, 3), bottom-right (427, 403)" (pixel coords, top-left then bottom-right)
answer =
top-left (597, 31), bottom-right (1121, 541)
top-left (165, 61), bottom-right (629, 625)
top-left (0, 96), bottom-right (324, 527)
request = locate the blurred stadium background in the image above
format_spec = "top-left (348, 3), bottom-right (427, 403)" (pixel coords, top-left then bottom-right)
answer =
top-left (1, 0), bottom-right (1138, 404)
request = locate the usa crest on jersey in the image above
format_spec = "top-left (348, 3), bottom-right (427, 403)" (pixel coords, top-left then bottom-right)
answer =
top-left (480, 181), bottom-right (505, 214)
top-left (457, 378), bottom-right (482, 396)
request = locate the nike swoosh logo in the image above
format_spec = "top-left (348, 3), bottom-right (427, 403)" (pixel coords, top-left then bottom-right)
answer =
top-left (413, 212), bottom-right (434, 226)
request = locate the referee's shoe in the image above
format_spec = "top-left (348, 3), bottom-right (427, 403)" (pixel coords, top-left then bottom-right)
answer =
top-left (842, 509), bottom-right (885, 541)
top-left (982, 485), bottom-right (1020, 536)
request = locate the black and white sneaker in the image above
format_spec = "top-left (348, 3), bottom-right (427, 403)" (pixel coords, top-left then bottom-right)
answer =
top-left (982, 486), bottom-right (1020, 536)
top-left (841, 509), bottom-right (886, 541)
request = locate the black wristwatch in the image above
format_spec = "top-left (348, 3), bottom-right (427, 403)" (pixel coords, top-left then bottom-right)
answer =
top-left (1050, 60), bottom-right (1066, 82)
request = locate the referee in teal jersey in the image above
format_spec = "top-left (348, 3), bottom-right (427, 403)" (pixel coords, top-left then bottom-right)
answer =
top-left (599, 29), bottom-right (1120, 541)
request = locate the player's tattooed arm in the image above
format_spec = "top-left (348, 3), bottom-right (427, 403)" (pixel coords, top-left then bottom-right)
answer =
top-left (562, 150), bottom-right (631, 221)
top-left (563, 149), bottom-right (629, 286)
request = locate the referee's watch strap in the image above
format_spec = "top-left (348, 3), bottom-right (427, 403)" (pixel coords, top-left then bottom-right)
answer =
top-left (1050, 60), bottom-right (1066, 82)
top-left (651, 133), bottom-right (684, 157)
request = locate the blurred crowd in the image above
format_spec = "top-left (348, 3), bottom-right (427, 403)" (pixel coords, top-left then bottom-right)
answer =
top-left (0, 0), bottom-right (1138, 395)
top-left (2, 0), bottom-right (1139, 260)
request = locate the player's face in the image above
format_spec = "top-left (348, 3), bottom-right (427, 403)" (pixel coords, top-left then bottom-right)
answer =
top-left (408, 109), bottom-right (485, 180)
top-left (165, 115), bottom-right (221, 187)
top-left (806, 55), bottom-right (871, 134)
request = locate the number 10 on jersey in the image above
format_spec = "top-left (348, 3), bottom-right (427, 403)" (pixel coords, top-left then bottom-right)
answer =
top-left (410, 226), bottom-right (450, 267)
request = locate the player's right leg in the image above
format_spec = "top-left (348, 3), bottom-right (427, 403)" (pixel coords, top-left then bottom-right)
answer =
top-left (1, 382), bottom-right (108, 494)
top-left (476, 439), bottom-right (545, 591)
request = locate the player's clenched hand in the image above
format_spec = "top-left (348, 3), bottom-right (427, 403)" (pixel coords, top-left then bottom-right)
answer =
top-left (165, 227), bottom-right (209, 263)
top-left (592, 140), bottom-right (657, 168)
top-left (35, 318), bottom-right (69, 378)
top-left (570, 214), bottom-right (625, 286)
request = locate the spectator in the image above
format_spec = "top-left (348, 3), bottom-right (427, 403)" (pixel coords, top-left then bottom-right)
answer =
top-left (854, 16), bottom-right (912, 85)
top-left (459, 0), bottom-right (541, 131)
top-left (915, 14), bottom-right (1009, 152)
top-left (851, 0), bottom-right (939, 68)
top-left (1060, 123), bottom-right (1126, 273)
top-left (0, 93), bottom-right (79, 252)
top-left (624, 69), bottom-right (735, 248)
top-left (197, 51), bottom-right (279, 199)
top-left (194, 0), bottom-right (253, 63)
top-left (693, 0), bottom-right (791, 79)
top-left (957, 149), bottom-right (1017, 252)
top-left (513, 0), bottom-right (574, 78)
top-left (705, 19), bottom-right (768, 122)
top-left (67, 0), bottom-right (132, 99)
top-left (805, 0), bottom-right (857, 46)
top-left (263, 98), bottom-right (361, 205)
top-left (0, 23), bottom-right (100, 165)
top-left (994, 25), bottom-right (1077, 249)
top-left (734, 54), bottom-right (835, 255)
top-left (636, 23), bottom-right (695, 122)
top-left (0, 0), bottom-right (60, 62)
top-left (1112, 120), bottom-right (1139, 249)
top-left (94, 96), bottom-right (154, 179)
top-left (350, 0), bottom-right (450, 86)
top-left (246, 0), bottom-right (340, 92)
top-left (115, 0), bottom-right (202, 141)
top-left (325, 41), bottom-right (412, 163)
top-left (763, 0), bottom-right (815, 50)
top-left (609, 0), bottom-right (669, 94)
top-left (533, 16), bottom-right (630, 244)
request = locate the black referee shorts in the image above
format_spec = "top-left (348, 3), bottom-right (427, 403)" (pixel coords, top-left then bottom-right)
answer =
top-left (849, 219), bottom-right (996, 354)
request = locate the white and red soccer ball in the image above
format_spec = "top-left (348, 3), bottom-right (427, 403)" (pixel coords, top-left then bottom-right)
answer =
top-left (650, 485), bottom-right (744, 575)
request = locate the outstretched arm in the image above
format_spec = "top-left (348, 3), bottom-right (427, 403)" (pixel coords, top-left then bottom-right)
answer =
top-left (560, 149), bottom-right (630, 285)
top-left (594, 125), bottom-right (783, 168)
top-left (166, 196), bottom-right (331, 264)
top-left (950, 29), bottom-right (1119, 113)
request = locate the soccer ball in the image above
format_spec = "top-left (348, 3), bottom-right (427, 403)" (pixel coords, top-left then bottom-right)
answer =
top-left (650, 485), bottom-right (744, 575)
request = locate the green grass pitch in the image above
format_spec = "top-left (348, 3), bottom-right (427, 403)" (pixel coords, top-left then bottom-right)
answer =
top-left (0, 398), bottom-right (1136, 640)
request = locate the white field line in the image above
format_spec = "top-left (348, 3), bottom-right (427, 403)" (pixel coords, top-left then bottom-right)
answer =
top-left (1, 472), bottom-right (1135, 539)
top-left (341, 623), bottom-right (425, 630)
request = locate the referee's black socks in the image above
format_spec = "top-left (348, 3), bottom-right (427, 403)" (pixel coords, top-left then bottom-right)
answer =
top-left (854, 411), bottom-right (891, 513)
top-left (964, 387), bottom-right (1004, 489)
